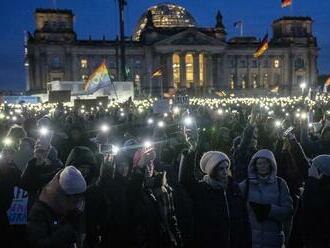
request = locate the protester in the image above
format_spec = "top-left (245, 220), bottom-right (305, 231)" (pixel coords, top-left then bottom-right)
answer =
top-left (127, 146), bottom-right (182, 247)
top-left (240, 149), bottom-right (293, 248)
top-left (302, 155), bottom-right (330, 247)
top-left (179, 149), bottom-right (251, 247)
top-left (21, 140), bottom-right (63, 213)
top-left (26, 166), bottom-right (86, 248)
top-left (0, 147), bottom-right (21, 247)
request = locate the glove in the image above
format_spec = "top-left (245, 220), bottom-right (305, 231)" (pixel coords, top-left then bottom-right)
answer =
top-left (249, 201), bottom-right (271, 222)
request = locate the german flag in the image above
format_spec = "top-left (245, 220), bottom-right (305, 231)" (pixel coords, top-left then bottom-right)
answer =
top-left (281, 0), bottom-right (292, 8)
top-left (152, 67), bottom-right (162, 78)
top-left (254, 34), bottom-right (269, 58)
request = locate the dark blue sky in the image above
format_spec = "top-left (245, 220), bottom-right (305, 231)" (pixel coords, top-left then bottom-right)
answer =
top-left (1, 0), bottom-right (329, 91)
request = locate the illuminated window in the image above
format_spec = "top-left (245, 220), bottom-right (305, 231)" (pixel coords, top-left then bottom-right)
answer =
top-left (199, 53), bottom-right (204, 86)
top-left (81, 59), bottom-right (88, 68)
top-left (241, 74), bottom-right (246, 89)
top-left (185, 53), bottom-right (194, 88)
top-left (253, 74), bottom-right (258, 88)
top-left (82, 75), bottom-right (88, 81)
top-left (274, 59), bottom-right (280, 68)
top-left (172, 54), bottom-right (180, 88)
top-left (263, 73), bottom-right (268, 88)
top-left (230, 74), bottom-right (235, 89)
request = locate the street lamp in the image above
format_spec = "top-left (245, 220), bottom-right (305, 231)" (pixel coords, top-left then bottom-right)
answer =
top-left (300, 82), bottom-right (307, 95)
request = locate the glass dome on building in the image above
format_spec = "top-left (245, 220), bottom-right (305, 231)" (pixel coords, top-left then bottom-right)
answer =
top-left (133, 3), bottom-right (197, 41)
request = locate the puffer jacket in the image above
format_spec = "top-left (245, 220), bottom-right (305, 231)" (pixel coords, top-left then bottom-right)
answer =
top-left (240, 149), bottom-right (293, 248)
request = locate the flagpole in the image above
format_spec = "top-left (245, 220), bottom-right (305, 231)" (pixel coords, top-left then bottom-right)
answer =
top-left (160, 76), bottom-right (163, 99)
top-left (240, 22), bottom-right (243, 37)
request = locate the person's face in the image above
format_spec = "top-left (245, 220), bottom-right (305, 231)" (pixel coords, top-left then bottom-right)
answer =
top-left (184, 126), bottom-right (199, 148)
top-left (71, 130), bottom-right (81, 141)
top-left (116, 157), bottom-right (130, 177)
top-left (211, 161), bottom-right (230, 183)
top-left (255, 158), bottom-right (271, 176)
top-left (20, 140), bottom-right (33, 152)
top-left (61, 194), bottom-right (84, 215)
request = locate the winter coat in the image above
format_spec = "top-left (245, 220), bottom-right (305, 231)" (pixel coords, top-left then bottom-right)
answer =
top-left (302, 166), bottom-right (330, 248)
top-left (21, 157), bottom-right (63, 213)
top-left (64, 146), bottom-right (103, 248)
top-left (96, 156), bottom-right (130, 248)
top-left (26, 175), bottom-right (80, 248)
top-left (179, 149), bottom-right (252, 248)
top-left (231, 124), bottom-right (257, 182)
top-left (0, 161), bottom-right (21, 245)
top-left (240, 149), bottom-right (293, 248)
top-left (127, 170), bottom-right (182, 248)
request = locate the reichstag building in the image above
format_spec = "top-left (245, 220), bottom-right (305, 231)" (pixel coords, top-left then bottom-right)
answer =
top-left (25, 3), bottom-right (319, 96)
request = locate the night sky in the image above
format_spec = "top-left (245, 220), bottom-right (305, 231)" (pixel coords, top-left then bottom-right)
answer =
top-left (1, 0), bottom-right (329, 91)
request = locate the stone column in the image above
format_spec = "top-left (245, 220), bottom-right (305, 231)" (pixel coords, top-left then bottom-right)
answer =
top-left (222, 54), bottom-right (228, 89)
top-left (193, 53), bottom-right (199, 95)
top-left (145, 49), bottom-right (153, 96)
top-left (166, 54), bottom-right (173, 88)
top-left (246, 55), bottom-right (250, 89)
top-left (180, 53), bottom-right (186, 88)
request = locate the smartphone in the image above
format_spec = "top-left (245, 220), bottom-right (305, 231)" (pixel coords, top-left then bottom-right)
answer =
top-left (283, 126), bottom-right (294, 137)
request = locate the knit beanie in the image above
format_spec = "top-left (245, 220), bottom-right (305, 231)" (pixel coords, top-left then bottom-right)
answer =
top-left (59, 166), bottom-right (86, 195)
top-left (312, 155), bottom-right (330, 176)
top-left (200, 151), bottom-right (230, 175)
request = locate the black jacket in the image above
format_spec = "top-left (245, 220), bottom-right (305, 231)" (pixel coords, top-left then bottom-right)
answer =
top-left (127, 170), bottom-right (182, 248)
top-left (0, 162), bottom-right (21, 245)
top-left (302, 177), bottom-right (330, 247)
top-left (179, 149), bottom-right (252, 248)
top-left (26, 201), bottom-right (77, 248)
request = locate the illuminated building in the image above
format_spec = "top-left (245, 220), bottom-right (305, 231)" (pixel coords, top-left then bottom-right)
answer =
top-left (26, 4), bottom-right (318, 96)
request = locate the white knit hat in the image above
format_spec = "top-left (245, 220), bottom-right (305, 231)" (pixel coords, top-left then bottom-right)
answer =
top-left (200, 151), bottom-right (230, 175)
top-left (59, 166), bottom-right (87, 195)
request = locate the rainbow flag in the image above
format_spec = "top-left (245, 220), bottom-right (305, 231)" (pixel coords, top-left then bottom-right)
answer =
top-left (84, 62), bottom-right (112, 94)
top-left (254, 34), bottom-right (269, 58)
top-left (281, 0), bottom-right (292, 8)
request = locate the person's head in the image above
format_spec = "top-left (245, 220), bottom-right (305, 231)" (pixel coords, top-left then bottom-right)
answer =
top-left (248, 149), bottom-right (277, 179)
top-left (19, 137), bottom-right (35, 152)
top-left (65, 146), bottom-right (97, 185)
top-left (200, 151), bottom-right (231, 184)
top-left (210, 160), bottom-right (230, 182)
top-left (70, 128), bottom-right (82, 142)
top-left (311, 155), bottom-right (330, 179)
top-left (255, 157), bottom-right (272, 176)
top-left (115, 154), bottom-right (130, 178)
top-left (34, 141), bottom-right (50, 162)
top-left (58, 166), bottom-right (86, 215)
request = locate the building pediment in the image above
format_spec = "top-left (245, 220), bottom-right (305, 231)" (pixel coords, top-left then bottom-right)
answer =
top-left (154, 28), bottom-right (225, 47)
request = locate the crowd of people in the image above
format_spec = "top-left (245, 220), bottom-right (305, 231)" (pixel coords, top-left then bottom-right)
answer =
top-left (1, 94), bottom-right (330, 248)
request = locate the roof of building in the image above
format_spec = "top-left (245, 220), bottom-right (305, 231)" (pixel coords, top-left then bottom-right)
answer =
top-left (35, 8), bottom-right (74, 15)
top-left (273, 16), bottom-right (312, 23)
top-left (133, 3), bottom-right (197, 41)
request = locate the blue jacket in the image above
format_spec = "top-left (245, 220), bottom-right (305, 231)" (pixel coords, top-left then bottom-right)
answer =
top-left (240, 149), bottom-right (293, 248)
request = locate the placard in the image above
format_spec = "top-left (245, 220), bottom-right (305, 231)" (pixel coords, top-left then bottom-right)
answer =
top-left (7, 187), bottom-right (28, 225)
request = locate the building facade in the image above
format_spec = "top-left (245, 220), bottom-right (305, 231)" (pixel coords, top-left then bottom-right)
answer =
top-left (26, 3), bottom-right (319, 96)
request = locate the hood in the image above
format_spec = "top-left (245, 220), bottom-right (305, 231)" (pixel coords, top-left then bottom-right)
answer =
top-left (248, 149), bottom-right (277, 182)
top-left (312, 155), bottom-right (330, 177)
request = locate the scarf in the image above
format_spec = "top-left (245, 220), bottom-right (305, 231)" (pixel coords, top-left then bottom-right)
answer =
top-left (203, 175), bottom-right (227, 190)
